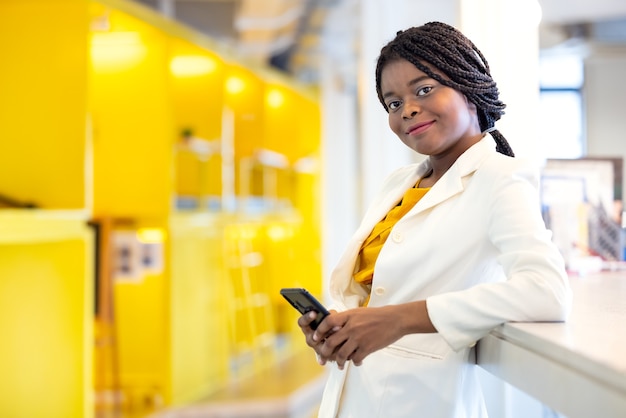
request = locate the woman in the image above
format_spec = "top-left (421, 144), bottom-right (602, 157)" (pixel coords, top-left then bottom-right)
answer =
top-left (297, 22), bottom-right (572, 417)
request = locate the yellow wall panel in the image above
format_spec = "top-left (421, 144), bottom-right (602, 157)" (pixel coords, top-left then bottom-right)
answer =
top-left (169, 40), bottom-right (225, 200)
top-left (90, 9), bottom-right (174, 219)
top-left (264, 85), bottom-right (299, 160)
top-left (0, 220), bottom-right (93, 418)
top-left (0, 0), bottom-right (323, 414)
top-left (225, 66), bottom-right (265, 160)
top-left (169, 214), bottom-right (229, 404)
top-left (169, 40), bottom-right (224, 142)
top-left (0, 0), bottom-right (88, 209)
top-left (175, 150), bottom-right (203, 197)
top-left (113, 271), bottom-right (169, 399)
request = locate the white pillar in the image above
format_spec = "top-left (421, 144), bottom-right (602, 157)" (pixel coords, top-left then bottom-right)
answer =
top-left (318, 0), bottom-right (361, 299)
top-left (459, 0), bottom-right (543, 160)
top-left (319, 55), bottom-right (360, 300)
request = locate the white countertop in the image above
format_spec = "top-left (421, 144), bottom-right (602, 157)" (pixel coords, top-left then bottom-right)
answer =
top-left (478, 271), bottom-right (626, 418)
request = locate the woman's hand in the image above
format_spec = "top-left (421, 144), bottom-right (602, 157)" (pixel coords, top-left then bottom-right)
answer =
top-left (297, 309), bottom-right (340, 365)
top-left (304, 301), bottom-right (436, 370)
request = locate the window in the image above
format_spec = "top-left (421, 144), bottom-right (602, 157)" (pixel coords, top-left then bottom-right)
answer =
top-left (538, 53), bottom-right (585, 159)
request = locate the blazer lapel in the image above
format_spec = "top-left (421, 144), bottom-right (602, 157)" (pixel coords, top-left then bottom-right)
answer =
top-left (330, 164), bottom-right (428, 305)
top-left (409, 137), bottom-right (494, 216)
top-left (411, 165), bottom-right (465, 214)
top-left (330, 137), bottom-right (496, 306)
top-left (356, 164), bottom-right (428, 237)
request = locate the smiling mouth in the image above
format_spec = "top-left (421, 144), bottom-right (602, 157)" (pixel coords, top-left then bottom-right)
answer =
top-left (406, 121), bottom-right (435, 135)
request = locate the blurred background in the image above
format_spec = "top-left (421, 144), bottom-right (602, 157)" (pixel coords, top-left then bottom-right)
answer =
top-left (1, 0), bottom-right (626, 417)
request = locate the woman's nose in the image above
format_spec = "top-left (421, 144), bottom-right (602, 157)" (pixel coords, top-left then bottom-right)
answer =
top-left (402, 109), bottom-right (419, 120)
top-left (402, 101), bottom-right (420, 119)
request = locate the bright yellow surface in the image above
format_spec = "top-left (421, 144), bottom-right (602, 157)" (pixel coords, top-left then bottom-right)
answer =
top-left (90, 7), bottom-right (173, 219)
top-left (108, 222), bottom-right (169, 411)
top-left (169, 38), bottom-right (225, 199)
top-left (169, 40), bottom-right (224, 142)
top-left (0, 0), bottom-right (88, 209)
top-left (113, 275), bottom-right (169, 401)
top-left (88, 5), bottom-right (174, 407)
top-left (264, 216), bottom-right (322, 335)
top-left (0, 213), bottom-right (93, 418)
top-left (262, 84), bottom-right (321, 209)
top-left (0, 210), bottom-right (91, 244)
top-left (0, 0), bottom-right (323, 415)
top-left (225, 65), bottom-right (266, 162)
top-left (223, 219), bottom-right (276, 366)
top-left (175, 149), bottom-right (205, 198)
top-left (169, 213), bottom-right (230, 404)
top-left (264, 85), bottom-right (299, 160)
top-left (222, 214), bottom-right (322, 374)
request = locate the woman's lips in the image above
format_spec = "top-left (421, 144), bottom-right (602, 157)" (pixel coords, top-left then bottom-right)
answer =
top-left (406, 121), bottom-right (435, 135)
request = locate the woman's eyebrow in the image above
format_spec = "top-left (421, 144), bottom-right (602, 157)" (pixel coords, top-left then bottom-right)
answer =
top-left (407, 75), bottom-right (432, 88)
top-left (382, 75), bottom-right (432, 100)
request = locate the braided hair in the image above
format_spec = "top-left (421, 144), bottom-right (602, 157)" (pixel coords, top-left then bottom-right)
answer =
top-left (375, 22), bottom-right (514, 157)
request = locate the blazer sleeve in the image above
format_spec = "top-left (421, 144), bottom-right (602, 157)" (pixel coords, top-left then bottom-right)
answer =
top-left (426, 157), bottom-right (573, 351)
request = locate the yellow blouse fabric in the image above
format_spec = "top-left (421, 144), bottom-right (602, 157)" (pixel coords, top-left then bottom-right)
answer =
top-left (354, 185), bottom-right (430, 306)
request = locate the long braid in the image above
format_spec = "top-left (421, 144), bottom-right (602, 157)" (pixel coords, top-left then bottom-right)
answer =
top-left (375, 22), bottom-right (515, 157)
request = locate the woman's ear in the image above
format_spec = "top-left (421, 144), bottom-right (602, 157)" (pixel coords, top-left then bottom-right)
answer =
top-left (466, 98), bottom-right (482, 130)
top-left (464, 97), bottom-right (482, 131)
top-left (464, 95), bottom-right (477, 113)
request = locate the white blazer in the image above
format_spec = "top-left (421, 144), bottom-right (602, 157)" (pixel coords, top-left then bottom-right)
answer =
top-left (318, 137), bottom-right (572, 418)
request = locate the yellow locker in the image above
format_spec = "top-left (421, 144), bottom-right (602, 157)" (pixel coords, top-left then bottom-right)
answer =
top-left (0, 212), bottom-right (94, 418)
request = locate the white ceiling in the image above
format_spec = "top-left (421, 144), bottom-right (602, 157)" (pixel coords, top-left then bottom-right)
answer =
top-left (540, 0), bottom-right (626, 24)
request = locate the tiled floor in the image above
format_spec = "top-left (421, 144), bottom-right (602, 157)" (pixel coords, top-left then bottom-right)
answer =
top-left (148, 349), bottom-right (327, 418)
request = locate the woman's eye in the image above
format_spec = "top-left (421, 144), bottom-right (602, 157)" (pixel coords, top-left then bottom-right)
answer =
top-left (388, 100), bottom-right (401, 110)
top-left (417, 86), bottom-right (433, 96)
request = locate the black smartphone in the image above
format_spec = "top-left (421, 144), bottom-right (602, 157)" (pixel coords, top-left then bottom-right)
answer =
top-left (280, 288), bottom-right (330, 330)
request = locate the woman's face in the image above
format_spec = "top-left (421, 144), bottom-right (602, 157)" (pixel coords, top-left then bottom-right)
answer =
top-left (380, 59), bottom-right (482, 161)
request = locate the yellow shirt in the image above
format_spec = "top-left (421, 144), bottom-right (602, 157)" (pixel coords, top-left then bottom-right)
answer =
top-left (354, 185), bottom-right (430, 305)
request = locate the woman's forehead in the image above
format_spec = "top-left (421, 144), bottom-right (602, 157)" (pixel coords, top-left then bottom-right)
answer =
top-left (381, 58), bottom-right (448, 82)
